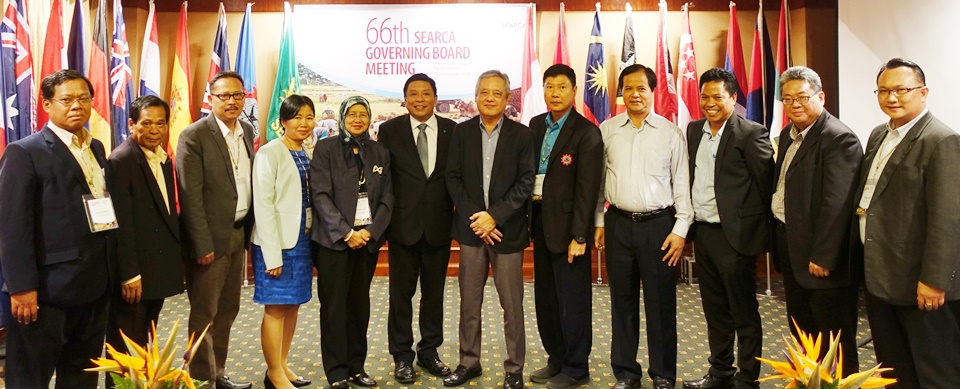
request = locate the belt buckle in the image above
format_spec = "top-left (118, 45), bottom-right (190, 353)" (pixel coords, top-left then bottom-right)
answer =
top-left (630, 212), bottom-right (644, 222)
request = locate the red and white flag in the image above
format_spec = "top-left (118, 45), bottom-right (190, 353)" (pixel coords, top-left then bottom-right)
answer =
top-left (615, 3), bottom-right (635, 116)
top-left (520, 3), bottom-right (545, 125)
top-left (654, 0), bottom-right (678, 123)
top-left (37, 0), bottom-right (65, 128)
top-left (677, 3), bottom-right (701, 131)
top-left (553, 2), bottom-right (570, 66)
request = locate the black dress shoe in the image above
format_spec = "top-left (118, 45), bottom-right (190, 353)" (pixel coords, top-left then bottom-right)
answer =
top-left (613, 378), bottom-right (643, 389)
top-left (546, 372), bottom-right (590, 389)
top-left (216, 376), bottom-right (253, 389)
top-left (329, 379), bottom-right (349, 389)
top-left (263, 372), bottom-right (277, 389)
top-left (682, 374), bottom-right (731, 389)
top-left (654, 376), bottom-right (677, 389)
top-left (530, 365), bottom-right (560, 383)
top-left (443, 365), bottom-right (483, 387)
top-left (395, 360), bottom-right (417, 384)
top-left (503, 372), bottom-right (523, 389)
top-left (417, 356), bottom-right (452, 376)
top-left (289, 376), bottom-right (311, 387)
top-left (350, 372), bottom-right (377, 387)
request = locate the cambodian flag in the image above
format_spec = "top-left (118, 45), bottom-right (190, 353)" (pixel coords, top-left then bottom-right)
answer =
top-left (201, 3), bottom-right (231, 118)
top-left (111, 0), bottom-right (133, 146)
top-left (582, 5), bottom-right (609, 126)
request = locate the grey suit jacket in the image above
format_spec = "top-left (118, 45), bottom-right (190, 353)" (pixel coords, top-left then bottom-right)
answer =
top-left (773, 111), bottom-right (862, 289)
top-left (176, 115), bottom-right (256, 260)
top-left (854, 111), bottom-right (960, 305)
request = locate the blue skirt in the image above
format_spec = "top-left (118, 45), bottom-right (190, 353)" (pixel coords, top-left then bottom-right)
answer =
top-left (252, 231), bottom-right (313, 305)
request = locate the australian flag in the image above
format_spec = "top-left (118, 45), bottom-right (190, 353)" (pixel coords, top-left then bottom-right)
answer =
top-left (111, 0), bottom-right (133, 146)
top-left (2, 0), bottom-right (35, 142)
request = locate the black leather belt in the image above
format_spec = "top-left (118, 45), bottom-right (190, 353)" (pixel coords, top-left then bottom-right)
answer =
top-left (610, 205), bottom-right (675, 223)
top-left (233, 219), bottom-right (245, 229)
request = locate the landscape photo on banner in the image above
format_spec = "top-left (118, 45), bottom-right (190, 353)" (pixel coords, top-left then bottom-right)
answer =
top-left (293, 4), bottom-right (527, 140)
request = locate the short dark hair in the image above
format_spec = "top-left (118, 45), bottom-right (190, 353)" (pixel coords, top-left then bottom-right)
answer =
top-left (208, 71), bottom-right (245, 91)
top-left (129, 95), bottom-right (170, 122)
top-left (699, 68), bottom-right (739, 96)
top-left (876, 58), bottom-right (926, 85)
top-left (618, 64), bottom-right (657, 92)
top-left (543, 64), bottom-right (577, 87)
top-left (41, 69), bottom-right (94, 100)
top-left (403, 73), bottom-right (437, 96)
top-left (278, 94), bottom-right (316, 124)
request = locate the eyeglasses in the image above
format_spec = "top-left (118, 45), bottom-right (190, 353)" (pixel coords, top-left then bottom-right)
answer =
top-left (873, 86), bottom-right (924, 97)
top-left (781, 95), bottom-right (812, 106)
top-left (53, 96), bottom-right (93, 106)
top-left (212, 92), bottom-right (246, 102)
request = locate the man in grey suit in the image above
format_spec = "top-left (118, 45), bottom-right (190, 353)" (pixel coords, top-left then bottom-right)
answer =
top-left (770, 66), bottom-right (862, 378)
top-left (855, 58), bottom-right (960, 388)
top-left (177, 71), bottom-right (255, 389)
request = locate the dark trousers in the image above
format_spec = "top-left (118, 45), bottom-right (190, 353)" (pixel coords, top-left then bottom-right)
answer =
top-left (387, 238), bottom-right (451, 363)
top-left (532, 203), bottom-right (592, 380)
top-left (314, 243), bottom-right (379, 383)
top-left (866, 292), bottom-right (960, 389)
top-left (3, 289), bottom-right (110, 389)
top-left (605, 211), bottom-right (676, 381)
top-left (775, 224), bottom-right (859, 377)
top-left (185, 226), bottom-right (245, 384)
top-left (692, 222), bottom-right (762, 388)
top-left (105, 295), bottom-right (165, 388)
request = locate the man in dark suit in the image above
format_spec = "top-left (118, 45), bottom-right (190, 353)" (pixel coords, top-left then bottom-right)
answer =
top-left (0, 69), bottom-right (116, 388)
top-left (682, 68), bottom-right (773, 389)
top-left (177, 71), bottom-right (255, 389)
top-left (444, 70), bottom-right (535, 389)
top-left (527, 64), bottom-right (603, 389)
top-left (378, 73), bottom-right (456, 383)
top-left (770, 66), bottom-right (862, 378)
top-left (107, 95), bottom-right (184, 377)
top-left (855, 58), bottom-right (960, 388)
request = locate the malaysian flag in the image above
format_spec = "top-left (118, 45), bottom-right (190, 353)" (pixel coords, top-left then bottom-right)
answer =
top-left (2, 0), bottom-right (35, 141)
top-left (582, 4), bottom-right (608, 126)
top-left (201, 3), bottom-right (231, 118)
top-left (111, 0), bottom-right (134, 146)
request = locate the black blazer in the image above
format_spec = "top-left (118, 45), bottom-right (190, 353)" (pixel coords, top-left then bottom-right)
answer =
top-left (377, 114), bottom-right (455, 246)
top-left (772, 111), bottom-right (862, 289)
top-left (528, 110), bottom-right (604, 253)
top-left (687, 115), bottom-right (774, 256)
top-left (446, 116), bottom-right (535, 253)
top-left (0, 127), bottom-right (116, 306)
top-left (109, 137), bottom-right (184, 300)
top-left (310, 135), bottom-right (393, 252)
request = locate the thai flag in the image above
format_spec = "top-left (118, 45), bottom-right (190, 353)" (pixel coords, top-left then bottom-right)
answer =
top-left (111, 0), bottom-right (133, 146)
top-left (2, 0), bottom-right (35, 141)
top-left (201, 3), bottom-right (231, 118)
top-left (138, 0), bottom-right (160, 98)
top-left (582, 5), bottom-right (608, 126)
top-left (724, 2), bottom-right (748, 117)
top-left (236, 3), bottom-right (259, 147)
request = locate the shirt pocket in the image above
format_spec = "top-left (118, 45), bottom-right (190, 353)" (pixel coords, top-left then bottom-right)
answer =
top-left (643, 148), bottom-right (672, 178)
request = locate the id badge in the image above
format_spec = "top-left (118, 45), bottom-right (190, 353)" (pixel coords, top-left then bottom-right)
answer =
top-left (533, 174), bottom-right (546, 196)
top-left (354, 192), bottom-right (372, 226)
top-left (236, 176), bottom-right (251, 214)
top-left (304, 208), bottom-right (313, 231)
top-left (83, 193), bottom-right (119, 232)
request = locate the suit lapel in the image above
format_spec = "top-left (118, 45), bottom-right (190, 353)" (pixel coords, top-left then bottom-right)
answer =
top-left (161, 160), bottom-right (179, 236)
top-left (490, 117), bottom-right (510, 187)
top-left (432, 118), bottom-right (452, 181)
top-left (130, 141), bottom-right (174, 219)
top-left (872, 113), bottom-right (932, 199)
top-left (41, 127), bottom-right (92, 194)
top-left (774, 124), bottom-right (793, 180)
top-left (207, 116), bottom-right (237, 190)
top-left (787, 113), bottom-right (827, 173)
top-left (397, 116), bottom-right (426, 180)
top-left (546, 112), bottom-right (578, 174)
top-left (714, 117), bottom-right (735, 178)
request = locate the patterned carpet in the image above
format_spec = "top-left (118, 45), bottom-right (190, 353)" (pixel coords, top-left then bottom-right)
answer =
top-left (129, 276), bottom-right (876, 389)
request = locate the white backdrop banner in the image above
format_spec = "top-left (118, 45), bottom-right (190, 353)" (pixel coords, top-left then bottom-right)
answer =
top-left (294, 4), bottom-right (527, 99)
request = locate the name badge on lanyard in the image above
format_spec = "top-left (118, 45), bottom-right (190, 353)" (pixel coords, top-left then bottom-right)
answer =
top-left (354, 192), bottom-right (372, 226)
top-left (83, 193), bottom-right (118, 232)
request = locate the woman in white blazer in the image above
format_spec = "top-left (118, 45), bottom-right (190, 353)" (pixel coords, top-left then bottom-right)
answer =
top-left (251, 95), bottom-right (316, 389)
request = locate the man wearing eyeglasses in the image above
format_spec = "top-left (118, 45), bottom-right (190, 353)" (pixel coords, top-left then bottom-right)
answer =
top-left (0, 70), bottom-right (116, 387)
top-left (769, 66), bottom-right (862, 379)
top-left (177, 71), bottom-right (255, 389)
top-left (855, 58), bottom-right (960, 388)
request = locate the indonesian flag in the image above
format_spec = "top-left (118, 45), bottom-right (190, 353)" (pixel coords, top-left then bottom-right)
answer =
top-left (770, 0), bottom-right (792, 138)
top-left (200, 3), bottom-right (231, 118)
top-left (676, 3), bottom-right (701, 132)
top-left (554, 2), bottom-right (570, 66)
top-left (37, 0), bottom-right (66, 129)
top-left (725, 1), bottom-right (748, 116)
top-left (520, 3), bottom-right (545, 125)
top-left (138, 0), bottom-right (160, 97)
top-left (654, 0), bottom-right (678, 123)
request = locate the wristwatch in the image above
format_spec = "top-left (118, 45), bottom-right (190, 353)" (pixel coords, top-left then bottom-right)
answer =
top-left (574, 235), bottom-right (587, 244)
